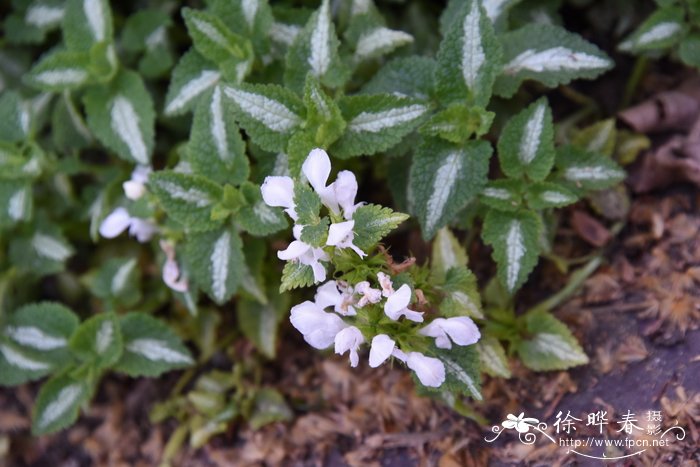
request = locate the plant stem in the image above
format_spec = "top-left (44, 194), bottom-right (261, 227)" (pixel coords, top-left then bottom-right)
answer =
top-left (530, 255), bottom-right (602, 314)
top-left (622, 56), bottom-right (648, 109)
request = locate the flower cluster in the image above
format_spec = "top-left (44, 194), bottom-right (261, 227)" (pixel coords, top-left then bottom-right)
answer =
top-left (261, 148), bottom-right (364, 283)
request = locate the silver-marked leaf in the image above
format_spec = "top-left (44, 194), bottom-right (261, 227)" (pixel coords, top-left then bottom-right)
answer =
top-left (114, 312), bottom-right (194, 377)
top-left (149, 171), bottom-right (223, 231)
top-left (0, 181), bottom-right (33, 227)
top-left (3, 1), bottom-right (65, 44)
top-left (555, 145), bottom-right (625, 192)
top-left (497, 97), bottom-right (554, 181)
top-left (284, 0), bottom-right (348, 93)
top-left (480, 179), bottom-right (523, 212)
top-left (361, 56), bottom-right (436, 99)
top-left (32, 375), bottom-right (90, 435)
top-left (188, 85), bottom-right (249, 185)
top-left (25, 50), bottom-right (91, 91)
top-left (303, 76), bottom-right (346, 148)
top-left (353, 26), bottom-right (413, 63)
top-left (186, 227), bottom-right (244, 304)
top-left (619, 7), bottom-right (685, 53)
top-left (411, 138), bottom-right (492, 240)
top-left (477, 336), bottom-right (511, 378)
top-left (10, 229), bottom-right (75, 276)
top-left (223, 83), bottom-right (305, 152)
top-left (51, 92), bottom-right (92, 152)
top-left (496, 24), bottom-right (613, 98)
top-left (516, 311), bottom-right (588, 371)
top-left (351, 204), bottom-right (409, 251)
top-left (237, 182), bottom-right (288, 236)
top-left (83, 257), bottom-right (141, 307)
top-left (83, 70), bottom-right (155, 164)
top-left (436, 0), bottom-right (502, 106)
top-left (63, 0), bottom-right (113, 51)
top-left (440, 266), bottom-right (483, 320)
top-left (121, 10), bottom-right (174, 78)
top-left (332, 94), bottom-right (430, 158)
top-left (431, 344), bottom-right (482, 400)
top-left (571, 119), bottom-right (617, 157)
top-left (164, 49), bottom-right (220, 116)
top-left (209, 0), bottom-right (274, 55)
top-left (525, 181), bottom-right (578, 209)
top-left (237, 286), bottom-right (289, 359)
top-left (431, 228), bottom-right (468, 280)
top-left (0, 91), bottom-right (32, 141)
top-left (69, 312), bottom-right (123, 369)
top-left (482, 209), bottom-right (541, 294)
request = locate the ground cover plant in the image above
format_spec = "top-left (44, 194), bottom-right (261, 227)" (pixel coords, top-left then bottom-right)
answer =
top-left (1, 0), bottom-right (699, 464)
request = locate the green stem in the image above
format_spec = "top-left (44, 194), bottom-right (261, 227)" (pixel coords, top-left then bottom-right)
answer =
top-left (529, 255), bottom-right (602, 314)
top-left (622, 56), bottom-right (648, 109)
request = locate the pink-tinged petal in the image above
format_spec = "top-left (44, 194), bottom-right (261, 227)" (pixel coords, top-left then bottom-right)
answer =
top-left (277, 240), bottom-right (310, 260)
top-left (162, 259), bottom-right (188, 292)
top-left (131, 165), bottom-right (151, 183)
top-left (128, 218), bottom-right (157, 242)
top-left (315, 281), bottom-right (342, 310)
top-left (369, 334), bottom-right (395, 368)
top-left (406, 352), bottom-right (445, 388)
top-left (302, 148), bottom-right (331, 194)
top-left (261, 176), bottom-right (296, 218)
top-left (326, 220), bottom-right (355, 246)
top-left (377, 272), bottom-right (394, 297)
top-left (334, 170), bottom-right (358, 220)
top-left (123, 180), bottom-right (146, 200)
top-left (441, 317), bottom-right (480, 346)
top-left (99, 207), bottom-right (131, 238)
top-left (384, 284), bottom-right (412, 319)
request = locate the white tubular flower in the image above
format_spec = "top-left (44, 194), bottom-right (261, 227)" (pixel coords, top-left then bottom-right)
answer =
top-left (261, 175), bottom-right (297, 221)
top-left (354, 281), bottom-right (381, 307)
top-left (369, 334), bottom-right (396, 368)
top-left (327, 220), bottom-right (366, 257)
top-left (277, 225), bottom-right (329, 283)
top-left (302, 148), bottom-right (339, 213)
top-left (384, 284), bottom-right (424, 322)
top-left (406, 352), bottom-right (445, 388)
top-left (315, 280), bottom-right (356, 316)
top-left (377, 272), bottom-right (394, 297)
top-left (99, 207), bottom-right (156, 243)
top-left (160, 240), bottom-right (188, 292)
top-left (334, 170), bottom-right (362, 220)
top-left (334, 326), bottom-right (364, 367)
top-left (418, 317), bottom-right (481, 349)
top-left (123, 165), bottom-right (151, 200)
top-left (290, 301), bottom-right (347, 349)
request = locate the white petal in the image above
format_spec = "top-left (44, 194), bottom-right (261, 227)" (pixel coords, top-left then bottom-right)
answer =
top-left (334, 326), bottom-right (364, 367)
top-left (418, 319), bottom-right (451, 349)
top-left (163, 258), bottom-right (188, 292)
top-left (369, 334), bottom-right (395, 368)
top-left (407, 352), bottom-right (445, 388)
top-left (334, 170), bottom-right (359, 220)
top-left (290, 301), bottom-right (324, 335)
top-left (441, 317), bottom-right (481, 346)
top-left (261, 176), bottom-right (295, 214)
top-left (128, 218), bottom-right (157, 242)
top-left (315, 281), bottom-right (342, 310)
top-left (326, 220), bottom-right (355, 246)
top-left (302, 148), bottom-right (332, 194)
top-left (99, 207), bottom-right (131, 238)
top-left (402, 309), bottom-right (425, 323)
top-left (277, 240), bottom-right (310, 260)
top-left (131, 165), bottom-right (151, 183)
top-left (123, 180), bottom-right (146, 200)
top-left (384, 284), bottom-right (412, 317)
top-left (309, 260), bottom-right (327, 283)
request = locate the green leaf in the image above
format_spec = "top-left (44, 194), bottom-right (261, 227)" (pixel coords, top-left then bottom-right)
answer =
top-left (223, 83), bottom-right (305, 152)
top-left (351, 204), bottom-right (409, 251)
top-left (332, 94), bottom-right (431, 158)
top-left (121, 10), bottom-right (174, 78)
top-left (248, 388), bottom-right (293, 429)
top-left (237, 182), bottom-right (288, 236)
top-left (294, 182), bottom-right (322, 225)
top-left (571, 119), bottom-right (617, 157)
top-left (516, 311), bottom-right (589, 371)
top-left (51, 93), bottom-right (92, 152)
top-left (303, 76), bottom-right (346, 148)
top-left (477, 336), bottom-right (511, 378)
top-left (25, 50), bottom-right (92, 91)
top-left (300, 217), bottom-right (330, 247)
top-left (431, 344), bottom-right (482, 400)
top-left (411, 138), bottom-right (492, 239)
top-left (284, 0), bottom-right (348, 93)
top-left (480, 179), bottom-right (523, 212)
top-left (185, 226), bottom-right (244, 304)
top-left (497, 97), bottom-right (555, 181)
top-left (280, 261), bottom-right (316, 292)
top-left (619, 7), bottom-right (685, 53)
top-left (525, 182), bottom-right (578, 209)
top-left (495, 24), bottom-right (613, 98)
top-left (679, 33), bottom-right (700, 68)
top-left (237, 287), bottom-right (289, 359)
top-left (435, 0), bottom-right (502, 106)
top-left (3, 1), bottom-right (64, 44)
top-left (209, 0), bottom-right (274, 56)
top-left (362, 56), bottom-right (436, 99)
top-left (439, 266), bottom-right (483, 320)
top-left (0, 142), bottom-right (43, 181)
top-left (0, 180), bottom-right (33, 227)
top-left (32, 375), bottom-right (91, 435)
top-left (188, 85), bottom-right (249, 185)
top-left (431, 228), bottom-right (468, 280)
top-left (10, 228), bottom-right (75, 276)
top-left (0, 302), bottom-right (79, 386)
top-left (0, 91), bottom-right (31, 141)
top-left (69, 312), bottom-right (123, 369)
top-left (63, 0), bottom-right (113, 51)
top-left (149, 171), bottom-right (224, 231)
top-left (555, 145), bottom-right (626, 192)
top-left (83, 257), bottom-right (141, 307)
top-left (482, 209), bottom-right (541, 294)
top-left (182, 7), bottom-right (253, 82)
top-left (164, 49), bottom-right (220, 116)
top-left (114, 312), bottom-right (193, 377)
top-left (83, 69), bottom-right (155, 164)
top-left (420, 104), bottom-right (494, 143)
top-left (352, 26), bottom-right (413, 63)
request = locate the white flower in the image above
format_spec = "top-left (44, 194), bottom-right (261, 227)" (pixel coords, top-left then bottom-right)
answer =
top-left (354, 281), bottom-right (381, 307)
top-left (384, 284), bottom-right (424, 322)
top-left (99, 207), bottom-right (157, 243)
top-left (418, 317), bottom-right (481, 349)
top-left (302, 148), bottom-right (339, 213)
top-left (405, 352), bottom-right (445, 388)
top-left (160, 240), bottom-right (188, 292)
top-left (123, 165), bottom-right (151, 200)
top-left (369, 334), bottom-right (396, 368)
top-left (334, 326), bottom-right (364, 367)
top-left (334, 170), bottom-right (362, 220)
top-left (290, 301), bottom-right (347, 349)
top-left (261, 175), bottom-right (297, 221)
top-left (377, 272), bottom-right (394, 297)
top-left (315, 280), bottom-right (356, 316)
top-left (326, 220), bottom-right (366, 257)
top-left (278, 225), bottom-right (329, 282)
